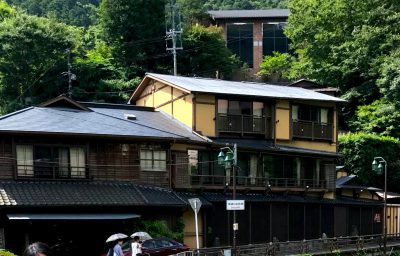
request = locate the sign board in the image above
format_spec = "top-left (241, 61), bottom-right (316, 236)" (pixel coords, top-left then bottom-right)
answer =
top-left (188, 198), bottom-right (202, 214)
top-left (226, 200), bottom-right (245, 210)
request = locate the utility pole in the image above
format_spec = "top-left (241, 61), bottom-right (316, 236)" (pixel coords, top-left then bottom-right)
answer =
top-left (63, 49), bottom-right (76, 98)
top-left (165, 0), bottom-right (183, 76)
top-left (67, 49), bottom-right (72, 98)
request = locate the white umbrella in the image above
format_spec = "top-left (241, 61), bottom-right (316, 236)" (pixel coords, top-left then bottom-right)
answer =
top-left (106, 233), bottom-right (128, 243)
top-left (130, 231), bottom-right (152, 241)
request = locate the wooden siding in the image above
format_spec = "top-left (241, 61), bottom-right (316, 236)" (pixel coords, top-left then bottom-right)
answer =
top-left (0, 139), bottom-right (14, 179)
top-left (89, 143), bottom-right (140, 181)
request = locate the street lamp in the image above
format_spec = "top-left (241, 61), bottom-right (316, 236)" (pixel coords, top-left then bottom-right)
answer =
top-left (218, 144), bottom-right (237, 255)
top-left (372, 157), bottom-right (387, 255)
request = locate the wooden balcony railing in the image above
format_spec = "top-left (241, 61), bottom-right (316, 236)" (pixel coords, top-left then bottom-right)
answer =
top-left (292, 120), bottom-right (333, 141)
top-left (16, 163), bottom-right (88, 180)
top-left (177, 174), bottom-right (327, 191)
top-left (217, 114), bottom-right (272, 137)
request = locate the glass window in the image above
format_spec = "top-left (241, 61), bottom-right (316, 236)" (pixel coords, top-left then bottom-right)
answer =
top-left (16, 145), bottom-right (33, 177)
top-left (140, 149), bottom-right (167, 171)
top-left (227, 23), bottom-right (254, 67)
top-left (57, 147), bottom-right (69, 177)
top-left (34, 146), bottom-right (52, 177)
top-left (253, 102), bottom-right (264, 116)
top-left (240, 101), bottom-right (251, 115)
top-left (292, 105), bottom-right (299, 120)
top-left (294, 105), bottom-right (330, 123)
top-left (228, 100), bottom-right (240, 115)
top-left (217, 99), bottom-right (228, 114)
top-left (70, 147), bottom-right (86, 178)
top-left (320, 108), bottom-right (328, 123)
top-left (188, 149), bottom-right (198, 174)
top-left (263, 22), bottom-right (289, 56)
top-left (16, 145), bottom-right (86, 179)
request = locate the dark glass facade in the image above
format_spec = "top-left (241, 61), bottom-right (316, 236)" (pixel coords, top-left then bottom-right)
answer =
top-left (263, 22), bottom-right (289, 56)
top-left (227, 23), bottom-right (254, 67)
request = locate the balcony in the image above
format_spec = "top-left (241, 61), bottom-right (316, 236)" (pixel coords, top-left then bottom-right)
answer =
top-left (217, 114), bottom-right (272, 138)
top-left (292, 120), bottom-right (333, 141)
top-left (175, 173), bottom-right (327, 191)
top-left (16, 163), bottom-right (88, 180)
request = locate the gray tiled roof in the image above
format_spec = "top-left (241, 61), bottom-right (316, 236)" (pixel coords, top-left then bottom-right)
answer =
top-left (0, 103), bottom-right (206, 142)
top-left (212, 138), bottom-right (340, 157)
top-left (85, 104), bottom-right (204, 142)
top-left (208, 9), bottom-right (289, 19)
top-left (0, 181), bottom-right (187, 207)
top-left (137, 73), bottom-right (345, 103)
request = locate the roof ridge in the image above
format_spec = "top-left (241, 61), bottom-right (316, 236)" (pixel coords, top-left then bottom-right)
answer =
top-left (93, 108), bottom-right (199, 140)
top-left (0, 106), bottom-right (34, 120)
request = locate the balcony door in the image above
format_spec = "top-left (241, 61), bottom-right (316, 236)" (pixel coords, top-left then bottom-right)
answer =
top-left (217, 99), bottom-right (266, 136)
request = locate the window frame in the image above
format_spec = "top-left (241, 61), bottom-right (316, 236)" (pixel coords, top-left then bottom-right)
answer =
top-left (140, 149), bottom-right (167, 172)
top-left (15, 144), bottom-right (87, 179)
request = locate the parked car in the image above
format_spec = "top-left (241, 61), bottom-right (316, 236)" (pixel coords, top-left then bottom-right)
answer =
top-left (102, 237), bottom-right (189, 256)
top-left (140, 237), bottom-right (189, 256)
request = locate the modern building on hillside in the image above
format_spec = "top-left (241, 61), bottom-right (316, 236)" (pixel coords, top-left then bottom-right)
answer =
top-left (207, 9), bottom-right (290, 75)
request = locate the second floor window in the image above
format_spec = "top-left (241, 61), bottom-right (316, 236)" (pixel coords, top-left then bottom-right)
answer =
top-left (16, 145), bottom-right (86, 179)
top-left (140, 149), bottom-right (167, 171)
top-left (292, 105), bottom-right (333, 141)
top-left (292, 105), bottom-right (330, 124)
top-left (218, 99), bottom-right (264, 116)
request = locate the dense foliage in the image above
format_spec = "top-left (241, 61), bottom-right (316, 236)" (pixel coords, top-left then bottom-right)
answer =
top-left (5, 0), bottom-right (98, 26)
top-left (136, 218), bottom-right (185, 242)
top-left (339, 133), bottom-right (400, 192)
top-left (0, 8), bottom-right (79, 113)
top-left (257, 52), bottom-right (292, 82)
top-left (99, 0), bottom-right (168, 78)
top-left (285, 0), bottom-right (400, 187)
top-left (178, 25), bottom-right (241, 78)
top-left (286, 0), bottom-right (400, 126)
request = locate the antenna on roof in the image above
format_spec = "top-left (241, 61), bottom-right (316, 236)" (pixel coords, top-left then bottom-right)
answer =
top-left (165, 0), bottom-right (183, 76)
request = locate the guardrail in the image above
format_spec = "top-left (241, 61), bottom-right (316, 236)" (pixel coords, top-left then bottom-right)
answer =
top-left (175, 234), bottom-right (400, 256)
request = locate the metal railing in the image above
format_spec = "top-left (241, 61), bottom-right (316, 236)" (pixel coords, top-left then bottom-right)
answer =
top-left (176, 234), bottom-right (400, 256)
top-left (188, 174), bottom-right (327, 190)
top-left (217, 114), bottom-right (272, 137)
top-left (292, 120), bottom-right (333, 141)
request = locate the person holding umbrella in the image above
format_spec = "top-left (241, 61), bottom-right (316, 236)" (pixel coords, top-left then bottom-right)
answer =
top-left (106, 233), bottom-right (128, 256)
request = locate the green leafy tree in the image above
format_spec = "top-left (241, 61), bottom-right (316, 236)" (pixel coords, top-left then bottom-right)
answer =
top-left (0, 0), bottom-right (14, 21)
top-left (5, 0), bottom-right (99, 27)
top-left (349, 100), bottom-right (400, 138)
top-left (177, 0), bottom-right (209, 27)
top-left (339, 132), bottom-right (400, 193)
top-left (257, 52), bottom-right (292, 82)
top-left (377, 49), bottom-right (400, 107)
top-left (285, 0), bottom-right (400, 125)
top-left (99, 0), bottom-right (168, 78)
top-left (0, 10), bottom-right (79, 113)
top-left (178, 25), bottom-right (241, 79)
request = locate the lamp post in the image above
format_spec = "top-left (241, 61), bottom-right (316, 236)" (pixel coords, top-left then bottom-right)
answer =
top-left (372, 157), bottom-right (387, 255)
top-left (218, 143), bottom-right (237, 255)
